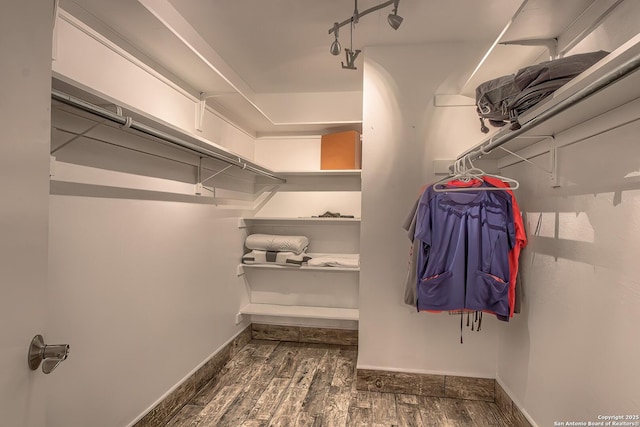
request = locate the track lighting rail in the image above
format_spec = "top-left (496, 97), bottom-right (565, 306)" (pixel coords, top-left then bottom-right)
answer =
top-left (328, 0), bottom-right (399, 35)
top-left (328, 0), bottom-right (402, 69)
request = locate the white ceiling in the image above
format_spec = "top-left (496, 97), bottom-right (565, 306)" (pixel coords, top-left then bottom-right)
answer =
top-left (58, 0), bottom-right (599, 136)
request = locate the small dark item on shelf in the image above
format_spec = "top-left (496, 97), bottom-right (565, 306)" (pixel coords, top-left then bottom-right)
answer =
top-left (315, 211), bottom-right (355, 218)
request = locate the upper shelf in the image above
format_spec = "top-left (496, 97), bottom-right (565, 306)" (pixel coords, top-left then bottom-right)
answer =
top-left (457, 33), bottom-right (640, 162)
top-left (51, 82), bottom-right (285, 184)
top-left (239, 217), bottom-right (361, 228)
top-left (460, 0), bottom-right (622, 97)
top-left (275, 170), bottom-right (361, 177)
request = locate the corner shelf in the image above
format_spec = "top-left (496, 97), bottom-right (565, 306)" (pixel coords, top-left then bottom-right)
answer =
top-left (238, 210), bottom-right (360, 327)
top-left (240, 264), bottom-right (359, 273)
top-left (239, 304), bottom-right (359, 322)
top-left (239, 253), bottom-right (360, 274)
top-left (239, 217), bottom-right (361, 228)
top-left (275, 170), bottom-right (361, 177)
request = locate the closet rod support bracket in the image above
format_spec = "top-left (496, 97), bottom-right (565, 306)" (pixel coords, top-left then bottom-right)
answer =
top-left (550, 145), bottom-right (560, 188)
top-left (195, 92), bottom-right (236, 132)
top-left (500, 37), bottom-right (558, 59)
top-left (50, 156), bottom-right (56, 178)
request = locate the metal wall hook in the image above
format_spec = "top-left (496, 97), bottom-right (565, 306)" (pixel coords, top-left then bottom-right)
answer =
top-left (28, 335), bottom-right (70, 374)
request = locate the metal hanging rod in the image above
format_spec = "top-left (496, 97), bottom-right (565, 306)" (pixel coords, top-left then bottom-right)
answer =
top-left (51, 89), bottom-right (286, 184)
top-left (53, 126), bottom-right (257, 184)
top-left (455, 49), bottom-right (640, 166)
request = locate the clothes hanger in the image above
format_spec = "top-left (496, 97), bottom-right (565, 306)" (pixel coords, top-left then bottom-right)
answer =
top-left (467, 156), bottom-right (520, 190)
top-left (432, 156), bottom-right (519, 192)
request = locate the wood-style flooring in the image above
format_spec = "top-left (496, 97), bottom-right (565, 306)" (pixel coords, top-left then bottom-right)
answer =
top-left (163, 339), bottom-right (515, 426)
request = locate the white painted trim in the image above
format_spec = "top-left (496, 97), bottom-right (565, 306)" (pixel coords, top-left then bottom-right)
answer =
top-left (460, 0), bottom-right (528, 95)
top-left (57, 9), bottom-right (258, 140)
top-left (355, 364), bottom-right (497, 379)
top-left (239, 304), bottom-right (359, 321)
top-left (125, 326), bottom-right (251, 427)
top-left (58, 9), bottom-right (198, 104)
top-left (136, 0), bottom-right (269, 120)
top-left (495, 376), bottom-right (539, 427)
top-left (257, 135), bottom-right (323, 141)
top-left (558, 0), bottom-right (625, 55)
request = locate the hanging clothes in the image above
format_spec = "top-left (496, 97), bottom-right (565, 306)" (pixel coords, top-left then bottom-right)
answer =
top-left (480, 176), bottom-right (527, 318)
top-left (402, 176), bottom-right (526, 321)
top-left (414, 179), bottom-right (515, 318)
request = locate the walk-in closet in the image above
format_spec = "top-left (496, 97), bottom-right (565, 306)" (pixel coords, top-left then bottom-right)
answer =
top-left (2, 1), bottom-right (639, 426)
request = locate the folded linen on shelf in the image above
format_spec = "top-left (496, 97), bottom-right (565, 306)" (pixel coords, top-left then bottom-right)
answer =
top-left (245, 234), bottom-right (309, 255)
top-left (242, 250), bottom-right (312, 267)
top-left (307, 256), bottom-right (359, 268)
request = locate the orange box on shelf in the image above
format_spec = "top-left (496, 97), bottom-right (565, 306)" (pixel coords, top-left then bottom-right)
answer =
top-left (320, 130), bottom-right (361, 170)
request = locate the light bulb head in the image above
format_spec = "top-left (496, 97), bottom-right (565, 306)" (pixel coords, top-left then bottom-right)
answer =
top-left (330, 38), bottom-right (341, 56)
top-left (387, 12), bottom-right (403, 30)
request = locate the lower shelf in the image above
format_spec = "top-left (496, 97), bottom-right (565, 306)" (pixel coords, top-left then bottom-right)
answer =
top-left (239, 303), bottom-right (359, 321)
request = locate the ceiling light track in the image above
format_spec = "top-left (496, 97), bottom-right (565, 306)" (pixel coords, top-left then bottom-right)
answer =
top-left (328, 0), bottom-right (403, 70)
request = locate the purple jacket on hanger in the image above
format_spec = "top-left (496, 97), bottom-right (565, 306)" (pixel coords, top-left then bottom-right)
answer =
top-left (414, 183), bottom-right (515, 319)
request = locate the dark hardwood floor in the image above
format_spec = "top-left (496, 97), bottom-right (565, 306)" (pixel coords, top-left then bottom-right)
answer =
top-left (163, 339), bottom-right (516, 426)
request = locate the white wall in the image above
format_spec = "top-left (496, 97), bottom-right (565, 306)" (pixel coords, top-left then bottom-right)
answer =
top-left (359, 43), bottom-right (502, 377)
top-left (496, 2), bottom-right (640, 424)
top-left (255, 92), bottom-right (362, 125)
top-left (496, 102), bottom-right (640, 426)
top-left (48, 10), bottom-right (255, 426)
top-left (255, 136), bottom-right (322, 171)
top-left (47, 192), bottom-right (249, 427)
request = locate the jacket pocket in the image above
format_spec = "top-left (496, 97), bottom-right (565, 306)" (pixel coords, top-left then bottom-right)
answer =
top-left (473, 270), bottom-right (509, 316)
top-left (418, 270), bottom-right (453, 308)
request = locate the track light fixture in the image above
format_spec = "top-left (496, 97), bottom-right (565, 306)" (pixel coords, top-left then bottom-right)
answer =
top-left (387, 0), bottom-right (403, 30)
top-left (330, 23), bottom-right (341, 55)
top-left (328, 0), bottom-right (404, 69)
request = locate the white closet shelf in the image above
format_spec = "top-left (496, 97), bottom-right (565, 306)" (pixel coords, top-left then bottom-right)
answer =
top-left (459, 34), bottom-right (640, 162)
top-left (239, 264), bottom-right (359, 273)
top-left (239, 217), bottom-right (360, 227)
top-left (275, 170), bottom-right (361, 177)
top-left (239, 252), bottom-right (359, 273)
top-left (239, 304), bottom-right (359, 321)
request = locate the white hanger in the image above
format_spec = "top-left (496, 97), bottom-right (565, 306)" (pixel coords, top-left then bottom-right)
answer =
top-left (432, 156), bottom-right (519, 192)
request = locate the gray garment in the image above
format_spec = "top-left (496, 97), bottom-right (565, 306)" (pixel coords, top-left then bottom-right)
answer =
top-left (402, 198), bottom-right (420, 306)
top-left (514, 265), bottom-right (523, 314)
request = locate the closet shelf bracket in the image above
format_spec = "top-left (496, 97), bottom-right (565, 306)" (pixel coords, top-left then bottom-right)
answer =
top-left (499, 38), bottom-right (558, 59)
top-left (493, 135), bottom-right (560, 188)
top-left (196, 92), bottom-right (235, 132)
top-left (195, 157), bottom-right (235, 196)
top-left (50, 156), bottom-right (56, 178)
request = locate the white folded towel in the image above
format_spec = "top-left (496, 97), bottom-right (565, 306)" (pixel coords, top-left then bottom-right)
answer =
top-left (307, 256), bottom-right (359, 268)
